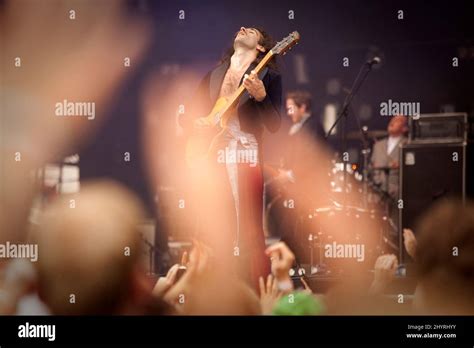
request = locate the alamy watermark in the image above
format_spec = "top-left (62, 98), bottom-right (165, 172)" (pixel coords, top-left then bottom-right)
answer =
top-left (217, 147), bottom-right (258, 167)
top-left (380, 99), bottom-right (420, 116)
top-left (18, 322), bottom-right (55, 342)
top-left (324, 242), bottom-right (365, 262)
top-left (0, 242), bottom-right (38, 262)
top-left (55, 99), bottom-right (95, 120)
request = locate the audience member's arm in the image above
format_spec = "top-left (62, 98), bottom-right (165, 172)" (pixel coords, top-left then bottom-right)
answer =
top-left (369, 254), bottom-right (398, 295)
top-left (403, 228), bottom-right (417, 260)
top-left (259, 274), bottom-right (282, 315)
top-left (162, 243), bottom-right (210, 305)
top-left (265, 242), bottom-right (295, 294)
top-left (152, 264), bottom-right (180, 298)
top-left (152, 251), bottom-right (188, 298)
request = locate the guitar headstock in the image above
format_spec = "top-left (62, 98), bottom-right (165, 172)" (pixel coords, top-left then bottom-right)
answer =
top-left (271, 31), bottom-right (301, 56)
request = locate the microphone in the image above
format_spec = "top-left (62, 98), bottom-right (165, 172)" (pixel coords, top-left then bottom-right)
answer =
top-left (366, 56), bottom-right (381, 67)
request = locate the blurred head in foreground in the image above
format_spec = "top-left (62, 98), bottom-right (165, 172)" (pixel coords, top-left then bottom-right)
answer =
top-left (413, 198), bottom-right (474, 314)
top-left (272, 291), bottom-right (324, 316)
top-left (33, 180), bottom-right (159, 315)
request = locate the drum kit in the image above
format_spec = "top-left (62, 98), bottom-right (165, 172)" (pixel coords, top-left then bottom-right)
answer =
top-left (264, 129), bottom-right (399, 276)
top-left (305, 158), bottom-right (398, 275)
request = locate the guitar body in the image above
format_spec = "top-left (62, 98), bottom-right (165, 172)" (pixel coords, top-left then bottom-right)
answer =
top-left (185, 97), bottom-right (231, 168)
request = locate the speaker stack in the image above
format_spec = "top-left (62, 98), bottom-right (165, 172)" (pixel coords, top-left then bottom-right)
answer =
top-left (399, 113), bottom-right (468, 263)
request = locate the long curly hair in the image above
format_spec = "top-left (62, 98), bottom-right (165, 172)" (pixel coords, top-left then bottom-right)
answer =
top-left (219, 27), bottom-right (278, 71)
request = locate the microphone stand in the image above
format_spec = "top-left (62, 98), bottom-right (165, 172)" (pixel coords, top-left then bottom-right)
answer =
top-left (350, 104), bottom-right (371, 209)
top-left (326, 59), bottom-right (378, 207)
top-left (141, 234), bottom-right (156, 276)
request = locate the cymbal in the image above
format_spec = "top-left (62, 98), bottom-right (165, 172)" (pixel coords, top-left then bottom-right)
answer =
top-left (347, 130), bottom-right (387, 140)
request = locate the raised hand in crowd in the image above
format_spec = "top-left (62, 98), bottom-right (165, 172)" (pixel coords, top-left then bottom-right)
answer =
top-left (152, 251), bottom-right (189, 298)
top-left (259, 274), bottom-right (282, 315)
top-left (265, 242), bottom-right (295, 293)
top-left (403, 228), bottom-right (417, 260)
top-left (369, 254), bottom-right (398, 295)
top-left (162, 241), bottom-right (211, 306)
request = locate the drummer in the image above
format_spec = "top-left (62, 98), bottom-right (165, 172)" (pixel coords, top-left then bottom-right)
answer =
top-left (370, 114), bottom-right (408, 199)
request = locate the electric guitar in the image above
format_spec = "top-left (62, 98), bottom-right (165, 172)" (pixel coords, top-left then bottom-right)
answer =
top-left (185, 31), bottom-right (301, 168)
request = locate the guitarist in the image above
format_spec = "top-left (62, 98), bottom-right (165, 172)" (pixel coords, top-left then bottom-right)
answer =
top-left (180, 27), bottom-right (282, 287)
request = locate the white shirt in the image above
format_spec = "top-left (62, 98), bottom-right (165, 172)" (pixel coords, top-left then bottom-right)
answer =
top-left (387, 135), bottom-right (401, 155)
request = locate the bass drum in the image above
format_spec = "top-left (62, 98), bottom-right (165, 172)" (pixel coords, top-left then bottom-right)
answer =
top-left (304, 205), bottom-right (389, 275)
top-left (264, 187), bottom-right (317, 264)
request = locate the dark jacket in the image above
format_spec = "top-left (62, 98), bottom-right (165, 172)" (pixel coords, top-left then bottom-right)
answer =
top-left (284, 114), bottom-right (326, 172)
top-left (180, 61), bottom-right (282, 149)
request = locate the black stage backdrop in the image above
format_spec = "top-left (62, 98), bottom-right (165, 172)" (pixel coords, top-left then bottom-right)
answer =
top-left (78, 0), bottom-right (474, 207)
top-left (75, 0), bottom-right (474, 263)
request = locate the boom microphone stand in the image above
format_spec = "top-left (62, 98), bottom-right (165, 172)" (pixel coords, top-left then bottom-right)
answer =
top-left (325, 57), bottom-right (380, 206)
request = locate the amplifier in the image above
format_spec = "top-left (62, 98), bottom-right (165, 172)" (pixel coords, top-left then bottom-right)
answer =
top-left (399, 142), bottom-right (466, 263)
top-left (408, 112), bottom-right (467, 143)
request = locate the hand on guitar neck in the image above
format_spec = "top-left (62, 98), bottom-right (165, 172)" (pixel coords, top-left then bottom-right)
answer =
top-left (243, 70), bottom-right (267, 101)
